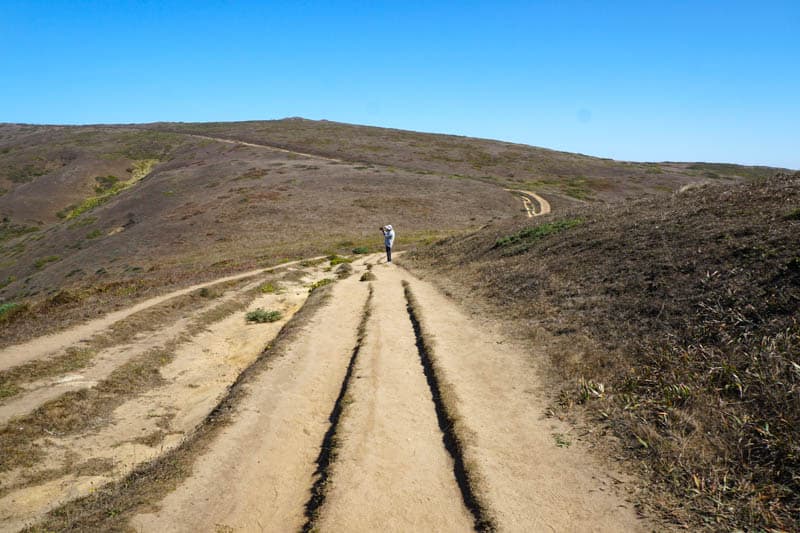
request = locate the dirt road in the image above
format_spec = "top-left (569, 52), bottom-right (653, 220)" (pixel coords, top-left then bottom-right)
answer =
top-left (506, 189), bottom-right (552, 217)
top-left (2, 256), bottom-right (650, 532)
top-left (130, 261), bottom-right (646, 532)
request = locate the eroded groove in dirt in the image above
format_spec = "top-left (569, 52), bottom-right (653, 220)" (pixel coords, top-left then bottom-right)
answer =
top-left (301, 284), bottom-right (374, 532)
top-left (25, 283), bottom-right (335, 532)
top-left (403, 281), bottom-right (496, 533)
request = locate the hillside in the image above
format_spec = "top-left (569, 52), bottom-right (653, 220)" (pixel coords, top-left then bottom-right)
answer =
top-left (406, 172), bottom-right (800, 530)
top-left (0, 119), bottom-right (795, 531)
top-left (143, 118), bottom-right (786, 203)
top-left (0, 122), bottom-right (520, 346)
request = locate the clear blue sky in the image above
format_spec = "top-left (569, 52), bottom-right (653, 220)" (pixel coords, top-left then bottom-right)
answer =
top-left (1, 1), bottom-right (798, 168)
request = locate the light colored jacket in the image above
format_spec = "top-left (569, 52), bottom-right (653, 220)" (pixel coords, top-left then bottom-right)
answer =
top-left (383, 225), bottom-right (395, 248)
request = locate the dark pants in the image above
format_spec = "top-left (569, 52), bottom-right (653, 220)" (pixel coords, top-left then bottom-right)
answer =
top-left (385, 245), bottom-right (392, 262)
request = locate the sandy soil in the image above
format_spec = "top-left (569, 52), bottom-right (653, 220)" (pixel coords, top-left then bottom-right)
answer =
top-left (0, 258), bottom-right (322, 373)
top-left (0, 264), bottom-right (327, 532)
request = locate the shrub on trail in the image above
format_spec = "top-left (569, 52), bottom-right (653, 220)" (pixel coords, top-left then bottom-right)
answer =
top-left (245, 308), bottom-right (282, 323)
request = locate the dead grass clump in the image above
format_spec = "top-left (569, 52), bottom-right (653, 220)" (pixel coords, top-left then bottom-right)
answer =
top-left (407, 173), bottom-right (800, 530)
top-left (360, 271), bottom-right (376, 282)
top-left (335, 263), bottom-right (353, 279)
top-left (0, 344), bottom-right (174, 473)
top-left (0, 347), bottom-right (95, 400)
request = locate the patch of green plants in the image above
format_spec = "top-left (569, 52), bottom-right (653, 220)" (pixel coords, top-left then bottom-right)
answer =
top-left (328, 254), bottom-right (352, 266)
top-left (552, 433), bottom-right (571, 448)
top-left (0, 302), bottom-right (27, 322)
top-left (308, 278), bottom-right (334, 292)
top-left (0, 187), bottom-right (7, 196)
top-left (60, 160), bottom-right (157, 220)
top-left (93, 175), bottom-right (120, 193)
top-left (352, 246), bottom-right (370, 254)
top-left (245, 308), bottom-right (283, 323)
top-left (783, 208), bottom-right (800, 221)
top-left (494, 218), bottom-right (584, 253)
top-left (86, 229), bottom-right (103, 239)
top-left (0, 276), bottom-right (16, 289)
top-left (259, 281), bottom-right (282, 294)
top-left (300, 257), bottom-right (326, 267)
top-left (33, 255), bottom-right (60, 269)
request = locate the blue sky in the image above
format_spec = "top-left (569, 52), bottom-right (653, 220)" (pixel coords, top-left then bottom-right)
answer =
top-left (1, 1), bottom-right (798, 168)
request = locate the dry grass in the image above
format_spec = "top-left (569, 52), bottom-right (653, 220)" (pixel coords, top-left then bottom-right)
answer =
top-left (407, 173), bottom-right (800, 530)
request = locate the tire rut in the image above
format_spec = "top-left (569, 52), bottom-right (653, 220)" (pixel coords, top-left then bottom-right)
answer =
top-left (302, 284), bottom-right (373, 531)
top-left (404, 281), bottom-right (496, 532)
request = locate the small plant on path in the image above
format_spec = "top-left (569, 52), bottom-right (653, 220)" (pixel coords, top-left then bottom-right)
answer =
top-left (245, 308), bottom-right (283, 323)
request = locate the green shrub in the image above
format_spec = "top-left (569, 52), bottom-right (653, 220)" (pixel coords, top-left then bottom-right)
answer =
top-left (245, 308), bottom-right (283, 323)
top-left (86, 229), bottom-right (103, 239)
top-left (259, 281), bottom-right (281, 294)
top-left (352, 246), bottom-right (370, 254)
top-left (328, 254), bottom-right (352, 266)
top-left (0, 302), bottom-right (27, 322)
top-left (94, 175), bottom-right (120, 193)
top-left (494, 218), bottom-right (583, 251)
top-left (308, 278), bottom-right (334, 292)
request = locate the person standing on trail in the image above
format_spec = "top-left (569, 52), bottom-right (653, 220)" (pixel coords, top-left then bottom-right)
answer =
top-left (380, 225), bottom-right (395, 263)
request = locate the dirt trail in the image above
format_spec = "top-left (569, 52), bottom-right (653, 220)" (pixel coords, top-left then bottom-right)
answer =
top-left (314, 268), bottom-right (473, 532)
top-left (0, 258), bottom-right (320, 373)
top-left (187, 134), bottom-right (345, 163)
top-left (506, 189), bottom-right (552, 217)
top-left (127, 261), bottom-right (647, 532)
top-left (132, 266), bottom-right (370, 532)
top-left (404, 268), bottom-right (644, 532)
top-left (4, 256), bottom-right (652, 531)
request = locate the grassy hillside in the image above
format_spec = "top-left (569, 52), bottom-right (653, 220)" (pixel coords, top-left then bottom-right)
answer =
top-left (143, 118), bottom-right (787, 202)
top-left (0, 118), bottom-right (789, 350)
top-left (406, 172), bottom-right (800, 530)
top-left (0, 123), bottom-right (518, 346)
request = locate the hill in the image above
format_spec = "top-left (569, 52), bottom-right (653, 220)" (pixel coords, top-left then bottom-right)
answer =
top-left (406, 172), bottom-right (800, 530)
top-left (0, 119), bottom-right (795, 530)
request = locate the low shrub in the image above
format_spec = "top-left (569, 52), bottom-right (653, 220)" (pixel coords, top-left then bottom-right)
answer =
top-left (245, 308), bottom-right (282, 323)
top-left (494, 218), bottom-right (583, 255)
top-left (308, 278), bottom-right (334, 292)
top-left (259, 281), bottom-right (281, 294)
top-left (328, 254), bottom-right (352, 266)
top-left (0, 302), bottom-right (28, 323)
top-left (352, 246), bottom-right (370, 255)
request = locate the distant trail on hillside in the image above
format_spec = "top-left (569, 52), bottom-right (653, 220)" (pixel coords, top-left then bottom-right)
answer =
top-left (184, 134), bottom-right (346, 163)
top-left (506, 189), bottom-right (552, 217)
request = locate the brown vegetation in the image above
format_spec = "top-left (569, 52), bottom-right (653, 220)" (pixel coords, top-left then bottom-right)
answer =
top-left (406, 172), bottom-right (800, 530)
